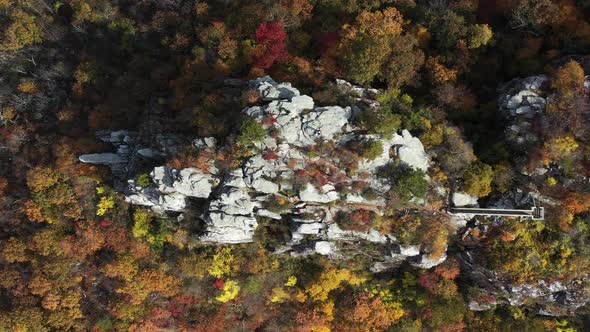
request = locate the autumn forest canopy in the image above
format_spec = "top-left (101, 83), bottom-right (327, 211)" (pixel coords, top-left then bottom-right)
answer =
top-left (2, 0), bottom-right (590, 331)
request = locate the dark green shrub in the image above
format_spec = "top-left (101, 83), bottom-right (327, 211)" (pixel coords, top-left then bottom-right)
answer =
top-left (136, 172), bottom-right (151, 187)
top-left (237, 119), bottom-right (266, 147)
top-left (392, 167), bottom-right (429, 202)
top-left (358, 140), bottom-right (384, 160)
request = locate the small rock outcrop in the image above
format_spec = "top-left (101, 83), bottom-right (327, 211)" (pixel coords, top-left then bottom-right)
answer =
top-left (499, 75), bottom-right (549, 152)
top-left (126, 167), bottom-right (219, 212)
top-left (78, 130), bottom-right (138, 174)
top-left (500, 74), bottom-right (590, 154)
top-left (459, 250), bottom-right (590, 316)
top-left (452, 192), bottom-right (479, 207)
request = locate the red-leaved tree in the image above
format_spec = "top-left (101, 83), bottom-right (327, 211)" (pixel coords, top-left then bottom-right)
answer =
top-left (253, 22), bottom-right (288, 69)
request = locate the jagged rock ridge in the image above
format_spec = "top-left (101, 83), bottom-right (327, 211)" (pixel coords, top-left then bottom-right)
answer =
top-left (81, 76), bottom-right (442, 268)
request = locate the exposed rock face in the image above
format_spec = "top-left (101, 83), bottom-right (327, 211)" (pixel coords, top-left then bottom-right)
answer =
top-left (78, 128), bottom-right (183, 189)
top-left (453, 192), bottom-right (479, 207)
top-left (500, 74), bottom-right (590, 154)
top-left (391, 129), bottom-right (430, 172)
top-left (79, 153), bottom-right (127, 164)
top-left (459, 250), bottom-right (590, 316)
top-left (298, 185), bottom-right (339, 203)
top-left (81, 76), bottom-right (442, 265)
top-left (335, 78), bottom-right (380, 109)
top-left (499, 75), bottom-right (549, 151)
top-left (125, 166), bottom-right (218, 212)
top-left (78, 130), bottom-right (137, 171)
top-left (412, 251), bottom-right (448, 269)
top-left (314, 241), bottom-right (336, 256)
top-left (201, 187), bottom-right (258, 244)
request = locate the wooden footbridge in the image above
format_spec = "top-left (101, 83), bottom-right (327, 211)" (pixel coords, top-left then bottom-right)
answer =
top-left (447, 179), bottom-right (545, 220)
top-left (448, 206), bottom-right (544, 220)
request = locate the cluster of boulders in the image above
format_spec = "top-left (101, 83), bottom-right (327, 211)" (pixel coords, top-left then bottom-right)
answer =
top-left (82, 76), bottom-right (446, 268)
top-left (78, 130), bottom-right (138, 171)
top-left (460, 250), bottom-right (590, 316)
top-left (78, 129), bottom-right (182, 188)
top-left (126, 167), bottom-right (219, 212)
top-left (499, 75), bottom-right (549, 151)
top-left (500, 74), bottom-right (590, 153)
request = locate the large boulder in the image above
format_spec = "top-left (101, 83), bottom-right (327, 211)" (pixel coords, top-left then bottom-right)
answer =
top-left (391, 129), bottom-right (430, 172)
top-left (78, 153), bottom-right (127, 164)
top-left (201, 187), bottom-right (258, 243)
top-left (302, 106), bottom-right (352, 142)
top-left (453, 192), bottom-right (479, 207)
top-left (299, 185), bottom-right (339, 203)
top-left (152, 167), bottom-right (218, 198)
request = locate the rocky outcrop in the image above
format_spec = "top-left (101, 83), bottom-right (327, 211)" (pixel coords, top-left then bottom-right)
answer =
top-left (499, 75), bottom-right (549, 151)
top-left (201, 187), bottom-right (259, 244)
top-left (391, 130), bottom-right (430, 172)
top-left (81, 76), bottom-right (443, 266)
top-left (125, 167), bottom-right (219, 212)
top-left (78, 130), bottom-right (137, 171)
top-left (78, 129), bottom-right (182, 189)
top-left (500, 74), bottom-right (590, 153)
top-left (452, 192), bottom-right (478, 207)
top-left (459, 250), bottom-right (590, 316)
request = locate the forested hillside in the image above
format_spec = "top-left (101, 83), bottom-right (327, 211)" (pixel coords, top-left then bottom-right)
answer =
top-left (1, 0), bottom-right (590, 331)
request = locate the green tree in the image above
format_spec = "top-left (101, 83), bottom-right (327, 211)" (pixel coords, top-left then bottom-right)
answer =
top-left (1, 10), bottom-right (43, 51)
top-left (132, 210), bottom-right (152, 239)
top-left (340, 7), bottom-right (404, 85)
top-left (358, 140), bottom-right (384, 160)
top-left (342, 35), bottom-right (391, 85)
top-left (382, 34), bottom-right (425, 88)
top-left (135, 173), bottom-right (151, 187)
top-left (237, 119), bottom-right (266, 147)
top-left (424, 10), bottom-right (467, 49)
top-left (462, 162), bottom-right (494, 197)
top-left (132, 209), bottom-right (170, 251)
top-left (393, 167), bottom-right (429, 202)
top-left (467, 24), bottom-right (493, 49)
top-left (357, 109), bottom-right (402, 139)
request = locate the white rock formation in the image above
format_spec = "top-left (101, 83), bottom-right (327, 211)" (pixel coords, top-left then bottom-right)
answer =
top-left (298, 185), bottom-right (339, 203)
top-left (111, 76), bottom-right (445, 267)
top-left (79, 153), bottom-right (128, 164)
top-left (315, 241), bottom-right (336, 256)
top-left (201, 187), bottom-right (258, 243)
top-left (453, 192), bottom-right (479, 206)
top-left (153, 167), bottom-right (218, 198)
top-left (391, 130), bottom-right (430, 171)
top-left (125, 167), bottom-right (218, 212)
top-left (251, 76), bottom-right (301, 100)
top-left (302, 106), bottom-right (351, 142)
top-left (399, 244), bottom-right (421, 257)
top-left (411, 252), bottom-right (447, 269)
top-left (325, 223), bottom-right (390, 243)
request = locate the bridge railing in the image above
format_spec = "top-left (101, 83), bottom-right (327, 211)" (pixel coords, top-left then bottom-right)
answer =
top-left (448, 207), bottom-right (544, 220)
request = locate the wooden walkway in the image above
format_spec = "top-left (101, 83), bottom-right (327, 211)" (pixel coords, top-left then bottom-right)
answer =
top-left (449, 206), bottom-right (544, 220)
